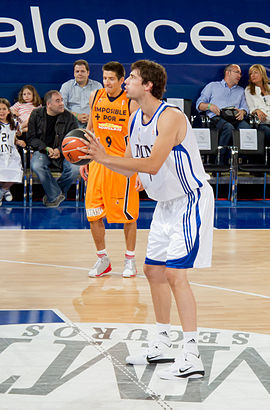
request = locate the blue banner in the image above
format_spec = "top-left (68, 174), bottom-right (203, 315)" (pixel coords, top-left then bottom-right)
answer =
top-left (1, 0), bottom-right (269, 103)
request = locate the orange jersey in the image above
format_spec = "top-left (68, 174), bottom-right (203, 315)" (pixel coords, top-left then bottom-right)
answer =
top-left (91, 89), bottom-right (130, 156)
top-left (86, 88), bottom-right (139, 223)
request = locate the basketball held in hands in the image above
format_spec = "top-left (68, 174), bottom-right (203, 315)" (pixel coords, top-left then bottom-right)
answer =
top-left (62, 128), bottom-right (91, 166)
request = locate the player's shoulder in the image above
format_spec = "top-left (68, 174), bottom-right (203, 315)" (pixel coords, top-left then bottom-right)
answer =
top-left (90, 88), bottom-right (103, 103)
top-left (158, 105), bottom-right (186, 129)
top-left (161, 104), bottom-right (185, 119)
top-left (91, 87), bottom-right (104, 96)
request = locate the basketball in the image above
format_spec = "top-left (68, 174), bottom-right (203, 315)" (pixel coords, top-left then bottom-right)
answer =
top-left (62, 128), bottom-right (91, 166)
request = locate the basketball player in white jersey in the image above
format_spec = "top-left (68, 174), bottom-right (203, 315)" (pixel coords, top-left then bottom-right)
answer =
top-left (80, 60), bottom-right (214, 379)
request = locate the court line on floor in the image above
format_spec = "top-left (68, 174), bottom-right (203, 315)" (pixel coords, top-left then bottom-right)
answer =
top-left (1, 258), bottom-right (270, 300)
top-left (189, 282), bottom-right (270, 299)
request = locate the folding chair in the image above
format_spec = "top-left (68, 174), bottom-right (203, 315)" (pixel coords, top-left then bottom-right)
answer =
top-left (193, 128), bottom-right (236, 200)
top-left (232, 129), bottom-right (270, 200)
top-left (166, 98), bottom-right (192, 120)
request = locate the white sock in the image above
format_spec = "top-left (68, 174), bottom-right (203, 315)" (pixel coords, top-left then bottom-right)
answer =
top-left (97, 249), bottom-right (107, 258)
top-left (125, 250), bottom-right (135, 259)
top-left (156, 322), bottom-right (171, 340)
top-left (183, 331), bottom-right (199, 356)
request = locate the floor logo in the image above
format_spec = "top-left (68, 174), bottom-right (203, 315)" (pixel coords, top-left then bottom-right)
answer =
top-left (0, 322), bottom-right (269, 409)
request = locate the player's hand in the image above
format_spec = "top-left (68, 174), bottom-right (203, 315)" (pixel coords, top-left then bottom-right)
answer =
top-left (80, 164), bottom-right (89, 181)
top-left (83, 129), bottom-right (96, 143)
top-left (135, 175), bottom-right (144, 191)
top-left (78, 135), bottom-right (107, 163)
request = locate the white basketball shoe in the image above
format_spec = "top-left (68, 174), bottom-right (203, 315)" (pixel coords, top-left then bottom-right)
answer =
top-left (88, 255), bottom-right (112, 277)
top-left (126, 337), bottom-right (174, 365)
top-left (122, 257), bottom-right (137, 277)
top-left (158, 351), bottom-right (204, 379)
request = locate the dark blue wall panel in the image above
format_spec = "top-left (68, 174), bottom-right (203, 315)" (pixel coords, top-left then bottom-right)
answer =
top-left (0, 0), bottom-right (269, 104)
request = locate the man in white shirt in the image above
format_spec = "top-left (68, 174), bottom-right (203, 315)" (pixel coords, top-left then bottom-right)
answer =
top-left (60, 60), bottom-right (102, 128)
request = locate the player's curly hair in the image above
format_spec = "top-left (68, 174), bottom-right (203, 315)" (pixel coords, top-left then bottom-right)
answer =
top-left (131, 60), bottom-right (167, 100)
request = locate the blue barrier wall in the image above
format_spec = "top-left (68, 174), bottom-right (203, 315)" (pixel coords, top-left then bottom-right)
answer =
top-left (1, 0), bottom-right (269, 106)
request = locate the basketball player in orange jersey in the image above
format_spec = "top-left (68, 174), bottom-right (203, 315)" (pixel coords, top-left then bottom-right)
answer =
top-left (80, 61), bottom-right (140, 278)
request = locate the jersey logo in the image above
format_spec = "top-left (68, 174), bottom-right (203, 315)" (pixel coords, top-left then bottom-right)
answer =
top-left (98, 123), bottom-right (122, 132)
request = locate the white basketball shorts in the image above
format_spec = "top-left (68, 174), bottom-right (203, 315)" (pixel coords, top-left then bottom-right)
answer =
top-left (145, 182), bottom-right (214, 269)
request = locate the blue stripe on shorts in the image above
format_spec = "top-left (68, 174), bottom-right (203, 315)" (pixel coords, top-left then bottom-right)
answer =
top-left (145, 257), bottom-right (166, 266)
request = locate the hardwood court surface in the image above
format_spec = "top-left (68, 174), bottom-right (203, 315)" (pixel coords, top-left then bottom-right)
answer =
top-left (1, 229), bottom-right (270, 335)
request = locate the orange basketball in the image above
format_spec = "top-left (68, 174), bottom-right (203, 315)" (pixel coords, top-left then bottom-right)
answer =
top-left (62, 128), bottom-right (91, 166)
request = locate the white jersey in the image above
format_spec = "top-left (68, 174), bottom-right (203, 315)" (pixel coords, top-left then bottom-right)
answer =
top-left (0, 122), bottom-right (23, 182)
top-left (129, 102), bottom-right (209, 201)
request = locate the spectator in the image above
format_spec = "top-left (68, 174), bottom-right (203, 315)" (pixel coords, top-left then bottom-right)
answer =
top-left (26, 90), bottom-right (79, 207)
top-left (11, 85), bottom-right (42, 133)
top-left (245, 64), bottom-right (270, 145)
top-left (0, 98), bottom-right (24, 205)
top-left (60, 60), bottom-right (102, 128)
top-left (196, 64), bottom-right (250, 164)
top-left (81, 61), bottom-right (140, 278)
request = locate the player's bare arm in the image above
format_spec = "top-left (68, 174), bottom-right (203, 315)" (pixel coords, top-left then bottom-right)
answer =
top-left (81, 107), bottom-right (185, 176)
top-left (85, 90), bottom-right (96, 132)
top-left (80, 90), bottom-right (96, 180)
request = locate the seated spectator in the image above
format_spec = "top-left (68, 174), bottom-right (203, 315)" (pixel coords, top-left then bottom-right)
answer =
top-left (11, 85), bottom-right (42, 133)
top-left (60, 59), bottom-right (102, 128)
top-left (196, 64), bottom-right (251, 164)
top-left (245, 64), bottom-right (270, 145)
top-left (26, 90), bottom-right (79, 207)
top-left (0, 98), bottom-right (24, 205)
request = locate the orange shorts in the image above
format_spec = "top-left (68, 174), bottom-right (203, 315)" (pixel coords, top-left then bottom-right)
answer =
top-left (85, 161), bottom-right (139, 223)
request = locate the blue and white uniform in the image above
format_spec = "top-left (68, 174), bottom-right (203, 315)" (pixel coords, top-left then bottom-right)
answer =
top-left (0, 122), bottom-right (23, 182)
top-left (129, 102), bottom-right (214, 268)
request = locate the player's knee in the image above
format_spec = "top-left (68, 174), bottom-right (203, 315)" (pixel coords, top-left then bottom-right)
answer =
top-left (144, 264), bottom-right (168, 284)
top-left (143, 264), bottom-right (152, 279)
top-left (144, 264), bottom-right (161, 283)
top-left (166, 268), bottom-right (188, 288)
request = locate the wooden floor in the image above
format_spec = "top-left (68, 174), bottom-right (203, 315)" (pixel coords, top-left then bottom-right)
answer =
top-left (1, 229), bottom-right (270, 334)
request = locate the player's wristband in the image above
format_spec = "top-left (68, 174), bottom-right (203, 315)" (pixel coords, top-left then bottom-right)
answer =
top-left (207, 103), bottom-right (211, 110)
